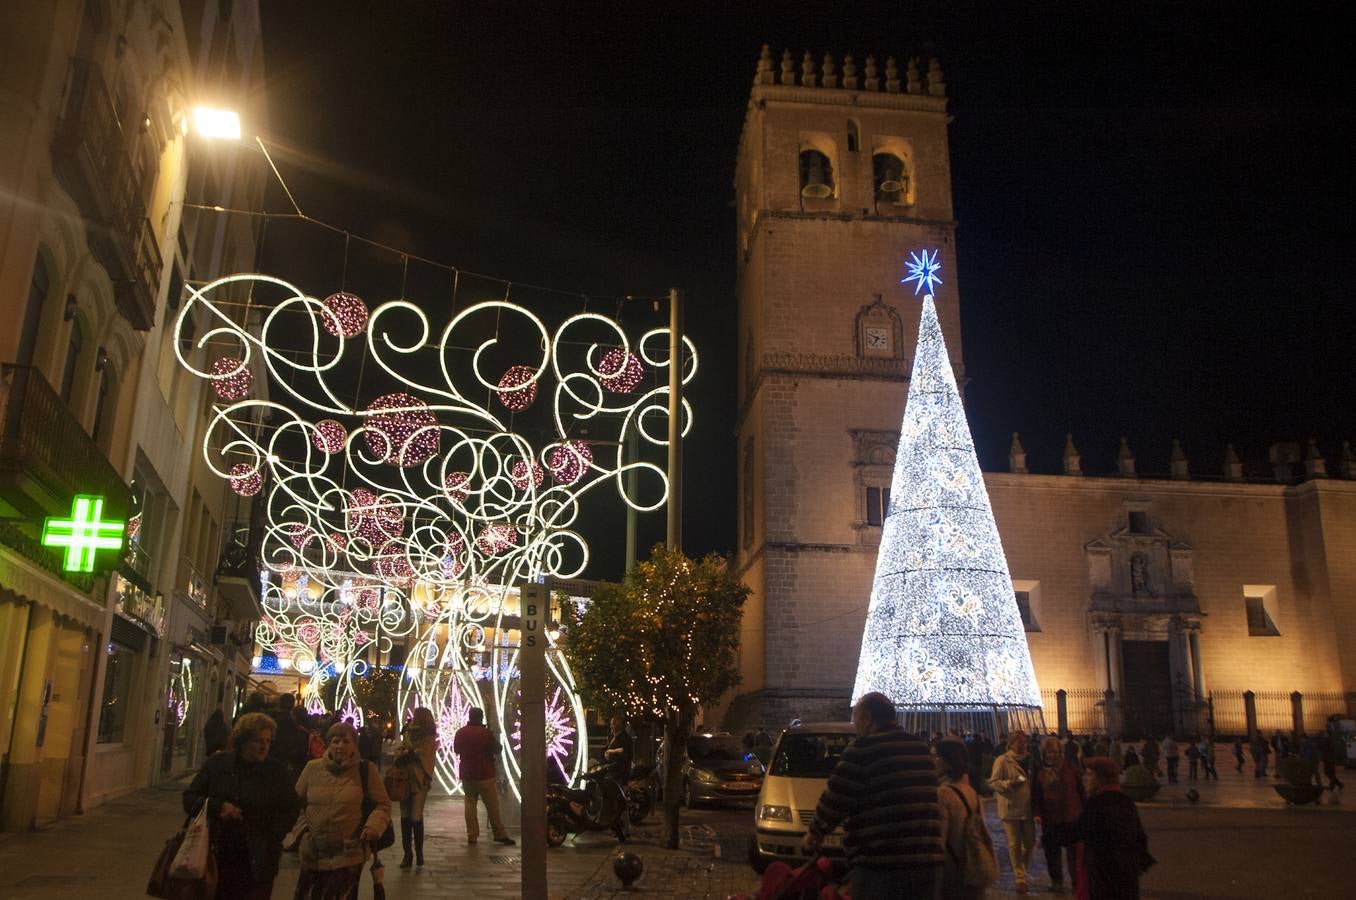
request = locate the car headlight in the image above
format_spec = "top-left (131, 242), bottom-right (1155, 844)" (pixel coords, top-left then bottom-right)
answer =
top-left (758, 804), bottom-right (792, 821)
top-left (695, 768), bottom-right (721, 784)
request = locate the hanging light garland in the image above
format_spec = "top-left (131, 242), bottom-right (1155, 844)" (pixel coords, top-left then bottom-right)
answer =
top-left (497, 365), bottom-right (538, 411)
top-left (598, 347), bottom-right (644, 394)
top-left (321, 291), bottom-right (369, 338)
top-left (364, 392), bottom-right (440, 467)
top-left (547, 440), bottom-right (593, 485)
top-left (211, 356), bottom-right (252, 400)
top-left (229, 462), bottom-right (262, 496)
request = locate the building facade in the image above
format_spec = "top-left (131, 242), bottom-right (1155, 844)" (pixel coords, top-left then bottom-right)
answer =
top-left (727, 46), bottom-right (1356, 738)
top-left (0, 0), bottom-right (266, 830)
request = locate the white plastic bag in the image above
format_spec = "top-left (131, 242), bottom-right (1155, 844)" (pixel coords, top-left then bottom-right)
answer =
top-left (169, 803), bottom-right (211, 879)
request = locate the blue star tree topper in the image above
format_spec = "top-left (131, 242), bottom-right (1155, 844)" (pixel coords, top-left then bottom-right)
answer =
top-left (901, 248), bottom-right (944, 296)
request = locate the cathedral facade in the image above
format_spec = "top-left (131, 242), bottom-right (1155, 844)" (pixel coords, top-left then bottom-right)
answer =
top-left (726, 47), bottom-right (1356, 738)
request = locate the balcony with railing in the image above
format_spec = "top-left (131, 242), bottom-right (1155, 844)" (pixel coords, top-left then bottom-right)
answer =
top-left (0, 364), bottom-right (131, 522)
top-left (216, 517), bottom-right (262, 621)
top-left (50, 58), bottom-right (161, 330)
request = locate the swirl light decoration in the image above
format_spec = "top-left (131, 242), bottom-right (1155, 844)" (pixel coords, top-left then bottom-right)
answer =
top-left (852, 270), bottom-right (1043, 739)
top-left (174, 273), bottom-right (697, 795)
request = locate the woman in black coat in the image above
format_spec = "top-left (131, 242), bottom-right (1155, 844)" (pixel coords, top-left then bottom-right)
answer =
top-left (1071, 756), bottom-right (1153, 900)
top-left (184, 711), bottom-right (301, 900)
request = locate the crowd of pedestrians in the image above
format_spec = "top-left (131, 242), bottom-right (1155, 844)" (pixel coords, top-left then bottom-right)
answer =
top-left (177, 690), bottom-right (514, 898)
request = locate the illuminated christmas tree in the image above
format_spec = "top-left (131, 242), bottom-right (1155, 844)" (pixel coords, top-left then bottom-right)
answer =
top-left (852, 252), bottom-right (1043, 736)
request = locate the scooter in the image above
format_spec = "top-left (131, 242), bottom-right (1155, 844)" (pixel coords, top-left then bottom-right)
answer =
top-left (545, 764), bottom-right (629, 847)
top-left (625, 762), bottom-right (660, 825)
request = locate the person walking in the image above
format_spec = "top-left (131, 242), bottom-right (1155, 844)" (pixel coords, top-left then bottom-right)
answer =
top-left (1251, 733), bottom-right (1270, 778)
top-left (937, 738), bottom-right (994, 899)
top-left (203, 708), bottom-right (229, 757)
top-left (453, 707), bottom-right (516, 847)
top-left (1197, 737), bottom-right (1217, 780)
top-left (294, 721), bottom-right (392, 899)
top-left (1070, 757), bottom-right (1153, 900)
top-left (1322, 726), bottom-right (1346, 791)
top-left (1033, 736), bottom-right (1084, 894)
top-left (1140, 737), bottom-right (1160, 778)
top-left (1299, 734), bottom-right (1322, 788)
top-left (1184, 739), bottom-right (1200, 780)
top-left (183, 712), bottom-right (299, 900)
top-left (752, 725), bottom-right (773, 765)
top-left (801, 692), bottom-right (943, 899)
top-left (1232, 737), bottom-right (1245, 774)
top-left (269, 693), bottom-right (310, 783)
top-left (1160, 735), bottom-right (1180, 784)
top-left (990, 730), bottom-right (1036, 894)
top-left (393, 707), bottom-right (440, 866)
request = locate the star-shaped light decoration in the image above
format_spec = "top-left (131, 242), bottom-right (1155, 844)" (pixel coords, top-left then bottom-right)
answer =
top-left (901, 248), bottom-right (943, 296)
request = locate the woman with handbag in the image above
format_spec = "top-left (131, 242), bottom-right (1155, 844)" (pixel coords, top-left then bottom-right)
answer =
top-left (294, 721), bottom-right (392, 899)
top-left (182, 711), bottom-right (300, 900)
top-left (395, 706), bottom-right (439, 867)
top-left (1069, 757), bottom-right (1154, 900)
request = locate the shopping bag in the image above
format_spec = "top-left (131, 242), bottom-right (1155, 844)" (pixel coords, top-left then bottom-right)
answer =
top-left (169, 804), bottom-right (211, 879)
top-left (147, 820), bottom-right (219, 900)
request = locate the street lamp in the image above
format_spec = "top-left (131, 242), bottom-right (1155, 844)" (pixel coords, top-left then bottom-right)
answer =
top-left (192, 106), bottom-right (241, 140)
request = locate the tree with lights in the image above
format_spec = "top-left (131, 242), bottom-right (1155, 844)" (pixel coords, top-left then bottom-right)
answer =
top-left (562, 545), bottom-right (749, 848)
top-left (852, 251), bottom-right (1043, 737)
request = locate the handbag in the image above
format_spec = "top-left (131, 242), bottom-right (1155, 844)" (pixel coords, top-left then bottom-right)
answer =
top-left (170, 804), bottom-right (211, 878)
top-left (147, 813), bottom-right (219, 900)
top-left (946, 784), bottom-right (998, 889)
top-left (359, 760), bottom-right (396, 850)
top-left (383, 762), bottom-right (410, 802)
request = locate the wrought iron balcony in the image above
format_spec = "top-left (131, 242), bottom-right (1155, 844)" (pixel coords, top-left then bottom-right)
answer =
top-left (50, 58), bottom-right (161, 330)
top-left (216, 518), bottom-right (262, 621)
top-left (0, 364), bottom-right (131, 522)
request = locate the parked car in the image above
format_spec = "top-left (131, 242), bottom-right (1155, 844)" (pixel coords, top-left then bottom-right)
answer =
top-left (749, 722), bottom-right (855, 873)
top-left (679, 731), bottom-right (765, 807)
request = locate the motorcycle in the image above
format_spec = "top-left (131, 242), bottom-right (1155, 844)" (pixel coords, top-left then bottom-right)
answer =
top-left (625, 762), bottom-right (660, 825)
top-left (545, 764), bottom-right (630, 847)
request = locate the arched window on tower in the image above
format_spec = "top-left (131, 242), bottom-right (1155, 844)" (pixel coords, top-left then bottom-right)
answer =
top-left (846, 120), bottom-right (860, 153)
top-left (799, 149), bottom-right (834, 199)
top-left (873, 152), bottom-right (909, 205)
top-left (61, 318), bottom-right (83, 403)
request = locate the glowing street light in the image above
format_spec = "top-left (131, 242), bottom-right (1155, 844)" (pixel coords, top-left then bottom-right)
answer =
top-left (192, 106), bottom-right (242, 140)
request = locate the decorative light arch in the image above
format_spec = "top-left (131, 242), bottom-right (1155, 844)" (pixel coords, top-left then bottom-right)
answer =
top-left (175, 274), bottom-right (697, 793)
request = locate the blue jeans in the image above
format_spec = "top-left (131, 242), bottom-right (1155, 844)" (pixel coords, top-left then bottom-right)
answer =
top-left (850, 863), bottom-right (941, 900)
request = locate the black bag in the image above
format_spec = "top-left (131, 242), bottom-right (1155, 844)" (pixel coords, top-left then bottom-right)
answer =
top-left (358, 760), bottom-right (396, 851)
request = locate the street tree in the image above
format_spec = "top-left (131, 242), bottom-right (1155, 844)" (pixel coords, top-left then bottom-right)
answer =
top-left (562, 544), bottom-right (749, 848)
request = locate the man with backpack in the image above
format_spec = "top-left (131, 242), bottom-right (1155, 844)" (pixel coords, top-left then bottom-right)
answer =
top-left (801, 692), bottom-right (943, 899)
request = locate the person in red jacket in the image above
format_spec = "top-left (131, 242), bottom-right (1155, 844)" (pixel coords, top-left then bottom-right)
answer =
top-left (1032, 736), bottom-right (1085, 894)
top-left (453, 707), bottom-right (515, 845)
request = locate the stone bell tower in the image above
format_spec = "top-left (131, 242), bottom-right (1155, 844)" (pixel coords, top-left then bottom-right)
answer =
top-left (728, 46), bottom-right (962, 727)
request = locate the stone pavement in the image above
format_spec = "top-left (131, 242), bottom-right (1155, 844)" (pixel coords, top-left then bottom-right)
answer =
top-left (0, 778), bottom-right (759, 900)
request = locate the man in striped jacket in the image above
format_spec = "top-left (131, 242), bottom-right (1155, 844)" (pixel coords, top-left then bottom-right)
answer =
top-left (801, 692), bottom-right (944, 898)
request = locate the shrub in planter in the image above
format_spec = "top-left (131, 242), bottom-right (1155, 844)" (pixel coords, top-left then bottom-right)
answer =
top-left (1277, 756), bottom-right (1315, 787)
top-left (1120, 764), bottom-right (1160, 801)
top-left (1273, 755), bottom-right (1323, 805)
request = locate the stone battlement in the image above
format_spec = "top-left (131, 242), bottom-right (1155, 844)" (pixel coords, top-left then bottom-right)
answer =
top-left (1006, 433), bottom-right (1356, 483)
top-left (752, 44), bottom-right (945, 97)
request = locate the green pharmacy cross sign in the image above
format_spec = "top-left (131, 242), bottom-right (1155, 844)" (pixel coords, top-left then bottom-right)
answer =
top-left (41, 494), bottom-right (126, 573)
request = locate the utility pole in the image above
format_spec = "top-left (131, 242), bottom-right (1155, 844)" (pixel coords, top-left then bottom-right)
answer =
top-left (519, 580), bottom-right (548, 897)
top-left (666, 288), bottom-right (683, 551)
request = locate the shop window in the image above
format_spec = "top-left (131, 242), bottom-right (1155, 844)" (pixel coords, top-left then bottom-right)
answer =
top-left (97, 641), bottom-right (136, 742)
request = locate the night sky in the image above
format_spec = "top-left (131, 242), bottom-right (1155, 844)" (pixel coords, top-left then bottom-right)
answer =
top-left (251, 3), bottom-right (1353, 579)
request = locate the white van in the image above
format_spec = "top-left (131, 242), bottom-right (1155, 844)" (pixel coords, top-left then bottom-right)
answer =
top-left (749, 722), bottom-right (855, 873)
